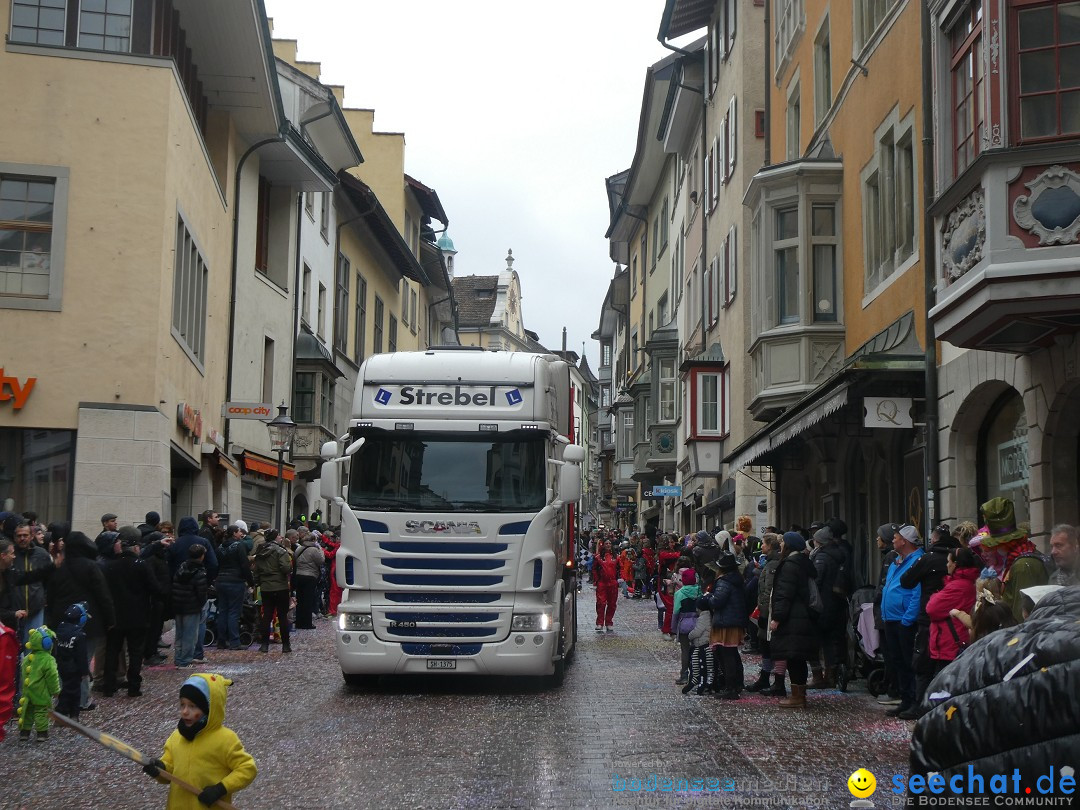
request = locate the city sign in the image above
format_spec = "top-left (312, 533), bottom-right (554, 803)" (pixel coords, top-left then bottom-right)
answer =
top-left (223, 402), bottom-right (273, 420)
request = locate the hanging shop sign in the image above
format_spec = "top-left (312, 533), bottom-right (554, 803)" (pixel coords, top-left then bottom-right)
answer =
top-left (0, 367), bottom-right (36, 410)
top-left (648, 485), bottom-right (682, 498)
top-left (997, 437), bottom-right (1029, 490)
top-left (864, 397), bottom-right (914, 429)
top-left (222, 401), bottom-right (273, 420)
top-left (177, 403), bottom-right (203, 440)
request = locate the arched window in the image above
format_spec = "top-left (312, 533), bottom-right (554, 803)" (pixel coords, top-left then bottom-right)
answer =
top-left (977, 389), bottom-right (1029, 529)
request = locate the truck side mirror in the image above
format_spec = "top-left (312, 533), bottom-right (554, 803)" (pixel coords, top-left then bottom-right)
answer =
top-left (320, 461), bottom-right (341, 503)
top-left (558, 464), bottom-right (581, 504)
top-left (562, 445), bottom-right (585, 463)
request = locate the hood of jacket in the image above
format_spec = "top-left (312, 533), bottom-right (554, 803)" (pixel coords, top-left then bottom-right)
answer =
top-left (65, 531), bottom-right (99, 560)
top-left (177, 516), bottom-right (200, 537)
top-left (182, 672), bottom-right (232, 736)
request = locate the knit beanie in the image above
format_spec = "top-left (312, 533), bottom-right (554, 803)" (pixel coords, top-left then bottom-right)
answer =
top-left (782, 531), bottom-right (807, 551)
top-left (179, 676), bottom-right (210, 716)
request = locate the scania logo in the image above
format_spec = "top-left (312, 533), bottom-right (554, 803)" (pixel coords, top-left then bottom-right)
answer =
top-left (404, 520), bottom-right (482, 535)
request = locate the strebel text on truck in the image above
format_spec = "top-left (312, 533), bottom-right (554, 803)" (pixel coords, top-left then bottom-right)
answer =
top-left (319, 348), bottom-right (583, 686)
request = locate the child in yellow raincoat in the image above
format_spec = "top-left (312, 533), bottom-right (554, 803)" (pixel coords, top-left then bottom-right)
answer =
top-left (143, 672), bottom-right (256, 808)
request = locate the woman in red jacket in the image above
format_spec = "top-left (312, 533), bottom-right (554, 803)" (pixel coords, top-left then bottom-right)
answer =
top-left (593, 540), bottom-right (619, 632)
top-left (656, 536), bottom-right (682, 636)
top-left (322, 533), bottom-right (342, 616)
top-left (925, 546), bottom-right (980, 675)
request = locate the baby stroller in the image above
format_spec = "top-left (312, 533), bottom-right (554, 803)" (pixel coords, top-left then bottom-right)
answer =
top-left (204, 587), bottom-right (258, 648)
top-left (836, 585), bottom-right (887, 695)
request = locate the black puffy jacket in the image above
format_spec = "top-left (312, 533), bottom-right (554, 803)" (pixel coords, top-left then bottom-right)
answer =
top-left (768, 551), bottom-right (819, 661)
top-left (44, 531), bottom-right (115, 639)
top-left (708, 570), bottom-right (747, 629)
top-left (910, 587), bottom-right (1080, 793)
top-left (900, 538), bottom-right (957, 626)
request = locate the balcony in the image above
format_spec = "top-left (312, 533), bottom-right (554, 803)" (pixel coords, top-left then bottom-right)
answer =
top-left (289, 424), bottom-right (335, 460)
top-left (930, 157), bottom-right (1080, 353)
top-left (749, 326), bottom-right (846, 421)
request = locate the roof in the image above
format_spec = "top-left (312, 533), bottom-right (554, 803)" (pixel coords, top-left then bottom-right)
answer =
top-left (437, 232), bottom-right (457, 253)
top-left (658, 0), bottom-right (715, 40)
top-left (336, 171), bottom-right (430, 285)
top-left (578, 354), bottom-right (598, 383)
top-left (405, 174), bottom-right (448, 225)
top-left (451, 275), bottom-right (500, 327)
top-left (295, 326), bottom-right (344, 378)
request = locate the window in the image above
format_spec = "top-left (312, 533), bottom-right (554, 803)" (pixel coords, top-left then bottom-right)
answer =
top-left (373, 296), bottom-right (384, 354)
top-left (660, 197), bottom-right (669, 252)
top-left (755, 109), bottom-right (767, 137)
top-left (388, 315), bottom-right (398, 353)
top-left (648, 310), bottom-right (654, 339)
top-left (10, 0), bottom-right (65, 45)
top-left (79, 0), bottom-right (132, 52)
top-left (1014, 0), bottom-right (1080, 141)
top-left (856, 0), bottom-right (897, 51)
top-left (621, 411), bottom-right (634, 458)
top-left (711, 137), bottom-right (721, 206)
top-left (631, 330), bottom-right (640, 365)
top-left (317, 283), bottom-right (326, 340)
top-left (776, 0), bottom-right (805, 62)
top-left (262, 337), bottom-right (274, 404)
top-left (294, 371), bottom-right (333, 429)
top-left (305, 191), bottom-right (314, 220)
top-left (354, 273), bottom-right (367, 363)
top-left (776, 206), bottom-right (800, 324)
top-left (255, 176), bottom-right (270, 274)
top-left (659, 358), bottom-right (676, 421)
top-left (320, 192), bottom-right (330, 242)
top-left (0, 168), bottom-right (68, 309)
top-left (815, 18), bottom-right (833, 123)
top-left (410, 289), bottom-right (418, 334)
top-left (696, 368), bottom-right (731, 436)
top-left (704, 257), bottom-right (716, 325)
top-left (640, 396), bottom-right (651, 441)
top-left (708, 21), bottom-right (719, 97)
top-left (724, 224), bottom-right (738, 306)
top-left (658, 294), bottom-right (669, 327)
top-left (812, 205), bottom-right (838, 321)
top-left (786, 82), bottom-right (802, 160)
top-left (334, 253), bottom-right (349, 352)
top-left (951, 3), bottom-right (984, 174)
top-left (863, 114), bottom-right (917, 292)
top-left (601, 342), bottom-right (612, 368)
top-left (703, 147), bottom-right (712, 213)
top-left (601, 387), bottom-right (611, 408)
top-left (301, 265), bottom-right (311, 325)
top-left (631, 257), bottom-right (638, 295)
top-left (725, 0), bottom-right (738, 55)
top-left (171, 214), bottom-right (208, 366)
top-left (727, 96), bottom-right (738, 179)
top-left (401, 279), bottom-right (409, 324)
top-left (652, 217), bottom-right (660, 267)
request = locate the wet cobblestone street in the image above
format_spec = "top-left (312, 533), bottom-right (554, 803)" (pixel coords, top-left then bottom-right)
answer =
top-left (2, 591), bottom-right (911, 809)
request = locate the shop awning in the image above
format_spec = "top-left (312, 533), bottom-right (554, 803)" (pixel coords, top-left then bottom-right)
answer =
top-left (214, 450), bottom-right (240, 477)
top-left (725, 382), bottom-right (851, 472)
top-left (241, 451), bottom-right (295, 481)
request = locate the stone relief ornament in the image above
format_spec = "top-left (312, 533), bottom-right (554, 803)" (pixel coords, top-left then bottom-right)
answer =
top-left (1013, 165), bottom-right (1080, 245)
top-left (942, 190), bottom-right (986, 282)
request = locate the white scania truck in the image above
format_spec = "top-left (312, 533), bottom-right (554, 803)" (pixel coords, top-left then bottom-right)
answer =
top-left (319, 348), bottom-right (583, 686)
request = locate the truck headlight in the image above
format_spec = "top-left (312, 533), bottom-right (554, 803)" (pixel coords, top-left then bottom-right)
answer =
top-left (338, 613), bottom-right (373, 631)
top-left (511, 613), bottom-right (552, 631)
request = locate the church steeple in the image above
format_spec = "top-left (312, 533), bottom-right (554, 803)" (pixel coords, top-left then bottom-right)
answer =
top-left (437, 231), bottom-right (457, 279)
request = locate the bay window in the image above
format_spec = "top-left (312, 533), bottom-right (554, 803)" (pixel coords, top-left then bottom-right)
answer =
top-left (696, 368), bottom-right (731, 437)
top-left (1014, 0), bottom-right (1080, 141)
top-left (659, 358), bottom-right (676, 422)
top-left (950, 3), bottom-right (984, 174)
top-left (776, 206), bottom-right (800, 324)
top-left (812, 205), bottom-right (838, 322)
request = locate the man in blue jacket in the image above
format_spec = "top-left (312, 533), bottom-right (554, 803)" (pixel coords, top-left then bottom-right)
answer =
top-left (880, 523), bottom-right (923, 719)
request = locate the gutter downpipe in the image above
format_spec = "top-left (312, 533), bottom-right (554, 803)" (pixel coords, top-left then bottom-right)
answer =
top-left (764, 0), bottom-right (771, 166)
top-left (657, 31), bottom-right (708, 356)
top-left (920, 0), bottom-right (940, 537)
top-left (224, 127), bottom-right (288, 455)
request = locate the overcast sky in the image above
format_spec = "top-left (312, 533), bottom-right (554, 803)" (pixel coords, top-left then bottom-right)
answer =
top-left (264, 0), bottom-right (673, 370)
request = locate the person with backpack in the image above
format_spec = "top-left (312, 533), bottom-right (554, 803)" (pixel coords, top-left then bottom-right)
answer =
top-left (899, 523), bottom-right (961, 716)
top-left (292, 530), bottom-right (323, 630)
top-left (254, 530), bottom-right (293, 653)
top-left (808, 525), bottom-right (850, 689)
top-left (971, 497), bottom-right (1050, 623)
top-left (215, 525), bottom-right (254, 649)
top-left (671, 568), bottom-right (701, 685)
top-left (880, 524), bottom-right (925, 719)
top-left (768, 532), bottom-right (819, 709)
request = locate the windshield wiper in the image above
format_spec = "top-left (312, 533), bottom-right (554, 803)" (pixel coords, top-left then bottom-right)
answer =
top-left (451, 500), bottom-right (495, 512)
top-left (351, 498), bottom-right (411, 511)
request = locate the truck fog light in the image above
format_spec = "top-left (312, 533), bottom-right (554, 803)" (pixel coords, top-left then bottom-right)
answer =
top-left (515, 635), bottom-right (525, 645)
top-left (342, 634), bottom-right (351, 644)
top-left (533, 635), bottom-right (544, 645)
top-left (358, 634), bottom-right (368, 644)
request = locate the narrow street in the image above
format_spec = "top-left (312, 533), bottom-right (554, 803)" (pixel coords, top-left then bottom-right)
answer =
top-left (5, 590), bottom-right (910, 809)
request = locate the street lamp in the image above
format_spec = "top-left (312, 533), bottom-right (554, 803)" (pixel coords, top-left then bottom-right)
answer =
top-left (266, 402), bottom-right (296, 530)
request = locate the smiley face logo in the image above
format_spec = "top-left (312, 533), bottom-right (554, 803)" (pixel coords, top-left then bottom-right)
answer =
top-left (848, 769), bottom-right (877, 798)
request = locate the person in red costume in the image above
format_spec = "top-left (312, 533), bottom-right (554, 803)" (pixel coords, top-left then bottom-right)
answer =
top-left (656, 535), bottom-right (682, 636)
top-left (322, 533), bottom-right (342, 616)
top-left (593, 539), bottom-right (619, 632)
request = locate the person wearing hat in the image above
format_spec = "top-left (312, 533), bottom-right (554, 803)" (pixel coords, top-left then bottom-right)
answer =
top-left (971, 497), bottom-right (1049, 623)
top-left (707, 553), bottom-right (748, 699)
top-left (138, 511), bottom-right (161, 540)
top-left (879, 523), bottom-right (924, 719)
top-left (767, 532), bottom-right (819, 708)
top-left (99, 526), bottom-right (163, 697)
top-left (672, 567), bottom-right (702, 685)
top-left (691, 529), bottom-right (720, 578)
top-left (143, 673), bottom-right (257, 807)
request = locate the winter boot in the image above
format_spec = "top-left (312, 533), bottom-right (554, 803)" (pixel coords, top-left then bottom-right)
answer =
top-left (746, 670), bottom-right (772, 692)
top-left (35, 729), bottom-right (48, 741)
top-left (763, 673), bottom-right (787, 697)
top-left (808, 667), bottom-right (835, 689)
top-left (282, 642), bottom-right (292, 653)
top-left (259, 642), bottom-right (269, 653)
top-left (779, 683), bottom-right (807, 708)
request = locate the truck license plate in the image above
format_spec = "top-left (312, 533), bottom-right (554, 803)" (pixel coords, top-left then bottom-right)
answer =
top-left (426, 659), bottom-right (456, 670)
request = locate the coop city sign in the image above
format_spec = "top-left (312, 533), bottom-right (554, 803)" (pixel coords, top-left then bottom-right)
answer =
top-left (0, 367), bottom-right (36, 411)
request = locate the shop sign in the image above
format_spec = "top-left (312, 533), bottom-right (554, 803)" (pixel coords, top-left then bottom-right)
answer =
top-left (649, 485), bottom-right (682, 498)
top-left (205, 426), bottom-right (226, 452)
top-left (222, 401), bottom-right (273, 420)
top-left (864, 396), bottom-right (914, 429)
top-left (0, 367), bottom-right (36, 410)
top-left (177, 403), bottom-right (203, 440)
top-left (997, 437), bottom-right (1029, 489)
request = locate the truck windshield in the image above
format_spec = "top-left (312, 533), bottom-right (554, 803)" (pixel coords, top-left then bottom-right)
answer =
top-left (347, 429), bottom-right (547, 513)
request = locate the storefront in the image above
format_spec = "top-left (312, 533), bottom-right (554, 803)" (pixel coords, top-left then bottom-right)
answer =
top-left (0, 427), bottom-right (75, 521)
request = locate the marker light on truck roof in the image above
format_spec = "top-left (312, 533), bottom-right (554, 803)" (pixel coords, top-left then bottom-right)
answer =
top-left (521, 424), bottom-right (539, 429)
